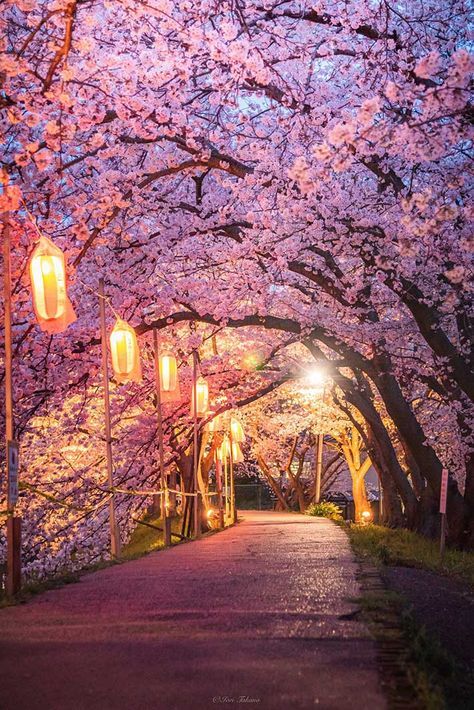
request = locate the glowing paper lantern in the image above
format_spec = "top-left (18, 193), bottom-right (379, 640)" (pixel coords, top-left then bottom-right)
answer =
top-left (217, 435), bottom-right (231, 463)
top-left (160, 353), bottom-right (177, 391)
top-left (191, 376), bottom-right (209, 417)
top-left (109, 319), bottom-right (142, 383)
top-left (29, 236), bottom-right (76, 333)
top-left (159, 352), bottom-right (180, 402)
top-left (231, 441), bottom-right (244, 463)
top-left (230, 417), bottom-right (245, 443)
top-left (206, 412), bottom-right (224, 433)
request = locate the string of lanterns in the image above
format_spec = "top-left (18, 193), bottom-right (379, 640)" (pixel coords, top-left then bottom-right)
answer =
top-left (3, 201), bottom-right (248, 591)
top-left (28, 230), bottom-right (246, 524)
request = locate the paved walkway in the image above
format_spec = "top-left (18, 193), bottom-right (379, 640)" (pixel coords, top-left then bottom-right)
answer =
top-left (0, 511), bottom-right (386, 709)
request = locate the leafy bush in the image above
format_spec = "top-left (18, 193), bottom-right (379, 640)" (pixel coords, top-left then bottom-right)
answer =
top-left (306, 501), bottom-right (343, 521)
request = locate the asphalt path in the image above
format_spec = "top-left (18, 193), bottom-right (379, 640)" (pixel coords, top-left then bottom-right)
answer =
top-left (0, 511), bottom-right (386, 709)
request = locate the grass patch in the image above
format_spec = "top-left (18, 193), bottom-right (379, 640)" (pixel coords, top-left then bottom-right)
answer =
top-left (348, 526), bottom-right (474, 709)
top-left (347, 524), bottom-right (474, 588)
top-left (352, 567), bottom-right (474, 708)
top-left (355, 586), bottom-right (447, 709)
top-left (121, 514), bottom-right (186, 560)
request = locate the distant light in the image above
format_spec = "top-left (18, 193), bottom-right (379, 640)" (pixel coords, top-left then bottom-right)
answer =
top-left (361, 510), bottom-right (372, 521)
top-left (206, 508), bottom-right (214, 518)
top-left (242, 351), bottom-right (264, 370)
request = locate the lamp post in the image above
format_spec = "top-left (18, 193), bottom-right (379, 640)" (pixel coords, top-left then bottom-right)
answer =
top-left (314, 432), bottom-right (323, 504)
top-left (223, 437), bottom-right (230, 522)
top-left (230, 417), bottom-right (244, 523)
top-left (306, 368), bottom-right (327, 505)
top-left (153, 329), bottom-right (171, 546)
top-left (2, 198), bottom-right (21, 597)
top-left (229, 429), bottom-right (235, 523)
top-left (192, 350), bottom-right (201, 539)
top-left (98, 278), bottom-right (120, 558)
top-left (215, 449), bottom-right (225, 528)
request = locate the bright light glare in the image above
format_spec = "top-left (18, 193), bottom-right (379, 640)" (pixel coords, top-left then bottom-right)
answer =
top-left (306, 369), bottom-right (326, 387)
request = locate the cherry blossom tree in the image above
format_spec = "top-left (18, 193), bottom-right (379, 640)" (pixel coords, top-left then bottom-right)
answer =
top-left (1, 0), bottom-right (473, 583)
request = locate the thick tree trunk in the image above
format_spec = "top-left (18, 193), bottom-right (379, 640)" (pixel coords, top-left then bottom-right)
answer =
top-left (257, 455), bottom-right (290, 511)
top-left (365, 424), bottom-right (404, 527)
top-left (352, 474), bottom-right (370, 522)
top-left (284, 437), bottom-right (306, 512)
top-left (458, 406), bottom-right (474, 549)
top-left (372, 359), bottom-right (467, 543)
top-left (339, 375), bottom-right (417, 525)
top-left (339, 426), bottom-right (372, 523)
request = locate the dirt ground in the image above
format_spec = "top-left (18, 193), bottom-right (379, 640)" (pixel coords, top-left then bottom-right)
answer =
top-left (383, 565), bottom-right (474, 669)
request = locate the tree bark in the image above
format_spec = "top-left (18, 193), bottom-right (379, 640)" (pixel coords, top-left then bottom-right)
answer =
top-left (257, 455), bottom-right (290, 511)
top-left (371, 355), bottom-right (467, 543)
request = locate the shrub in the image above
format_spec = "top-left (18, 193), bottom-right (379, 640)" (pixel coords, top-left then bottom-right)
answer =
top-left (306, 501), bottom-right (343, 521)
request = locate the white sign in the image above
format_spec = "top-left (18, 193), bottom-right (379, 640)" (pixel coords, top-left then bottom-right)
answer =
top-left (439, 468), bottom-right (448, 515)
top-left (7, 440), bottom-right (19, 508)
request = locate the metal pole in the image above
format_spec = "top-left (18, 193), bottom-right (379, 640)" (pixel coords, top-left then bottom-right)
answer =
top-left (439, 467), bottom-right (448, 561)
top-left (99, 278), bottom-right (120, 558)
top-left (224, 442), bottom-right (229, 522)
top-left (192, 350), bottom-right (201, 538)
top-left (314, 383), bottom-right (325, 505)
top-left (440, 513), bottom-right (446, 560)
top-left (314, 433), bottom-right (323, 504)
top-left (3, 202), bottom-right (21, 596)
top-left (229, 430), bottom-right (236, 523)
top-left (215, 451), bottom-right (224, 528)
top-left (153, 329), bottom-right (171, 546)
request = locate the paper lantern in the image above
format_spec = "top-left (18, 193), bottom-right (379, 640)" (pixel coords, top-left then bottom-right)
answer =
top-left (230, 417), bottom-right (245, 443)
top-left (191, 376), bottom-right (209, 417)
top-left (109, 319), bottom-right (142, 383)
top-left (231, 441), bottom-right (244, 463)
top-left (160, 353), bottom-right (177, 391)
top-left (159, 352), bottom-right (180, 402)
top-left (29, 236), bottom-right (76, 333)
top-left (217, 435), bottom-right (231, 463)
top-left (206, 412), bottom-right (224, 433)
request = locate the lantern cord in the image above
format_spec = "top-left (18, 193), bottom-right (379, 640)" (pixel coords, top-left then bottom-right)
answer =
top-left (110, 486), bottom-right (218, 498)
top-left (76, 277), bottom-right (122, 321)
top-left (21, 199), bottom-right (44, 241)
top-left (20, 201), bottom-right (123, 323)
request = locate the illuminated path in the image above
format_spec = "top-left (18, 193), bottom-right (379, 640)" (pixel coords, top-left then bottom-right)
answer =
top-left (0, 511), bottom-right (386, 709)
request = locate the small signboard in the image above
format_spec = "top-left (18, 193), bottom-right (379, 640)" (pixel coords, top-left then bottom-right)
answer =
top-left (7, 440), bottom-right (19, 508)
top-left (439, 468), bottom-right (448, 515)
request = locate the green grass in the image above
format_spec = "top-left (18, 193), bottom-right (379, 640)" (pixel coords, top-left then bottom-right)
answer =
top-left (356, 584), bottom-right (474, 709)
top-left (348, 525), bottom-right (474, 708)
top-left (121, 514), bottom-right (186, 560)
top-left (347, 524), bottom-right (474, 588)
